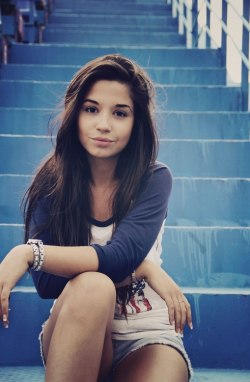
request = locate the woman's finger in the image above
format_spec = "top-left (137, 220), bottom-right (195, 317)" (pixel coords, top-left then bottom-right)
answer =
top-left (179, 299), bottom-right (187, 333)
top-left (173, 296), bottom-right (183, 333)
top-left (183, 296), bottom-right (193, 330)
top-left (164, 295), bottom-right (175, 326)
top-left (177, 295), bottom-right (193, 333)
top-left (1, 284), bottom-right (10, 328)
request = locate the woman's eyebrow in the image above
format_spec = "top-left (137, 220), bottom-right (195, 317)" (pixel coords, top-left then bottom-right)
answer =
top-left (82, 98), bottom-right (99, 105)
top-left (116, 104), bottom-right (133, 111)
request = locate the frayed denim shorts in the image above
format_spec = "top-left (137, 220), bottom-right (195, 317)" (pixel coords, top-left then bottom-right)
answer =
top-left (109, 335), bottom-right (193, 380)
top-left (39, 326), bottom-right (193, 380)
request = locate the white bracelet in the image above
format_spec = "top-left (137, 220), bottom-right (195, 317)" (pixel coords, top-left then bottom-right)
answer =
top-left (27, 239), bottom-right (45, 271)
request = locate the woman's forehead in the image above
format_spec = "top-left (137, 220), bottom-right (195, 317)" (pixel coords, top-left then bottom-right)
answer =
top-left (84, 80), bottom-right (133, 105)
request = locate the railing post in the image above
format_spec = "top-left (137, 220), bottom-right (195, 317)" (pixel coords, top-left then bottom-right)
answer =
top-left (179, 0), bottom-right (184, 36)
top-left (241, 0), bottom-right (250, 111)
top-left (172, 0), bottom-right (178, 19)
top-left (221, 0), bottom-right (228, 66)
top-left (206, 0), bottom-right (211, 48)
top-left (191, 0), bottom-right (198, 47)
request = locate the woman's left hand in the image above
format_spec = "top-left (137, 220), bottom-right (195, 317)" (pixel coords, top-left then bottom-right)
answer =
top-left (136, 260), bottom-right (193, 334)
top-left (0, 245), bottom-right (32, 328)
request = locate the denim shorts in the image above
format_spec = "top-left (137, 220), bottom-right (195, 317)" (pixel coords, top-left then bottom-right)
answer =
top-left (109, 335), bottom-right (193, 380)
top-left (39, 327), bottom-right (193, 380)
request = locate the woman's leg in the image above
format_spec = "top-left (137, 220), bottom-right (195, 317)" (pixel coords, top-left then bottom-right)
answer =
top-left (41, 272), bottom-right (116, 382)
top-left (112, 344), bottom-right (189, 382)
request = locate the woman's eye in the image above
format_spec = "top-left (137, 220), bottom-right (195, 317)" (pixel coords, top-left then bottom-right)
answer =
top-left (83, 106), bottom-right (98, 113)
top-left (114, 110), bottom-right (127, 118)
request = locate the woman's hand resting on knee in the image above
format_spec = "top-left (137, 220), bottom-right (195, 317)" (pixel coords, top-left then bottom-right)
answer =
top-left (135, 260), bottom-right (193, 334)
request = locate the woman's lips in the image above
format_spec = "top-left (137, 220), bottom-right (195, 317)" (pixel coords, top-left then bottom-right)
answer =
top-left (91, 137), bottom-right (115, 147)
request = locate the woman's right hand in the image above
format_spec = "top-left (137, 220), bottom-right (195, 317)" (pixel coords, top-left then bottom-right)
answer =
top-left (136, 260), bottom-right (193, 334)
top-left (0, 245), bottom-right (33, 328)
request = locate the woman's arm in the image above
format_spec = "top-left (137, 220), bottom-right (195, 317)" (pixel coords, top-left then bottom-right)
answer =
top-left (92, 164), bottom-right (172, 281)
top-left (0, 243), bottom-right (99, 327)
top-left (30, 163), bottom-right (172, 298)
top-left (0, 164), bottom-right (172, 323)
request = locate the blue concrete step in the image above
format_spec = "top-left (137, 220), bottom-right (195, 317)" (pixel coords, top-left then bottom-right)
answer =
top-left (1, 366), bottom-right (250, 382)
top-left (0, 81), bottom-right (241, 111)
top-left (0, 288), bottom-right (249, 369)
top-left (1, 225), bottom-right (250, 289)
top-left (1, 108), bottom-right (249, 139)
top-left (0, 64), bottom-right (226, 85)
top-left (164, 227), bottom-right (250, 288)
top-left (0, 136), bottom-right (249, 177)
top-left (159, 111), bottom-right (250, 139)
top-left (48, 13), bottom-right (177, 28)
top-left (1, 176), bottom-right (249, 225)
top-left (43, 29), bottom-right (185, 46)
top-left (46, 22), bottom-right (178, 33)
top-left (9, 44), bottom-right (221, 67)
top-left (50, 5), bottom-right (169, 15)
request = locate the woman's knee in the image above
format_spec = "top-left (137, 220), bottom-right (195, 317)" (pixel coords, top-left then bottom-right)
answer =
top-left (62, 272), bottom-right (116, 316)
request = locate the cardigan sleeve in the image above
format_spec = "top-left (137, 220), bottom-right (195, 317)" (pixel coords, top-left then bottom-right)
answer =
top-left (92, 163), bottom-right (172, 282)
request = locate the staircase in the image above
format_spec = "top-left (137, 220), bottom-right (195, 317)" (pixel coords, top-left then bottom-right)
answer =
top-left (0, 0), bottom-right (250, 380)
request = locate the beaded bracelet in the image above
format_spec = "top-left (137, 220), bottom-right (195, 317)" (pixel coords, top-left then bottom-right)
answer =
top-left (27, 239), bottom-right (45, 271)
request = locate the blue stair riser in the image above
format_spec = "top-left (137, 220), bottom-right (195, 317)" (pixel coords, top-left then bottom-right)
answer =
top-left (1, 176), bottom-right (249, 225)
top-left (1, 64), bottom-right (226, 85)
top-left (164, 227), bottom-right (250, 287)
top-left (49, 14), bottom-right (177, 27)
top-left (9, 44), bottom-right (221, 67)
top-left (46, 23), bottom-right (178, 33)
top-left (1, 108), bottom-right (249, 139)
top-left (49, 8), bottom-right (171, 16)
top-left (43, 30), bottom-right (185, 46)
top-left (1, 136), bottom-right (249, 177)
top-left (53, 0), bottom-right (165, 4)
top-left (0, 81), bottom-right (241, 111)
top-left (1, 225), bottom-right (250, 289)
top-left (0, 291), bottom-right (249, 369)
top-left (159, 112), bottom-right (250, 139)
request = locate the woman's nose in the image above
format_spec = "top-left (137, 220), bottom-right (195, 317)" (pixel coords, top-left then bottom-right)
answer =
top-left (96, 113), bottom-right (111, 132)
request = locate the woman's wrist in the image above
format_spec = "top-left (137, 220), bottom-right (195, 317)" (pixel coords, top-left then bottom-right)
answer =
top-left (14, 244), bottom-right (34, 268)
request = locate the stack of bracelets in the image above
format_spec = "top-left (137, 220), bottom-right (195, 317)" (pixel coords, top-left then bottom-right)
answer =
top-left (27, 239), bottom-right (45, 271)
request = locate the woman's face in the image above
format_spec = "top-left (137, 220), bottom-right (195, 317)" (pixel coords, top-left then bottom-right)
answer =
top-left (78, 80), bottom-right (134, 162)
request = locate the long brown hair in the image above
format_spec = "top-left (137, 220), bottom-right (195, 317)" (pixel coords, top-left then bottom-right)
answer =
top-left (24, 54), bottom-right (158, 248)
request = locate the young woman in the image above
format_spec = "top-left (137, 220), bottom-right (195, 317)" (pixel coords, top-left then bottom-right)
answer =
top-left (0, 54), bottom-right (193, 381)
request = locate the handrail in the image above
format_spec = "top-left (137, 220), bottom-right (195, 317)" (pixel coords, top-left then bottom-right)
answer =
top-left (169, 0), bottom-right (250, 111)
top-left (225, 0), bottom-right (250, 34)
top-left (204, 0), bottom-right (250, 71)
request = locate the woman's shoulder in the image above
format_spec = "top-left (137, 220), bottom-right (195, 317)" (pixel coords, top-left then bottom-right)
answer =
top-left (136, 161), bottom-right (172, 201)
top-left (146, 161), bottom-right (173, 184)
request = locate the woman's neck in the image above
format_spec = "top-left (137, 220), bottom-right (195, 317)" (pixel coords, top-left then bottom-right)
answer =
top-left (88, 157), bottom-right (117, 188)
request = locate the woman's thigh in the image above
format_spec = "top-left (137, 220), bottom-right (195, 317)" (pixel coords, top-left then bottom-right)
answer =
top-left (41, 272), bottom-right (115, 378)
top-left (112, 344), bottom-right (189, 382)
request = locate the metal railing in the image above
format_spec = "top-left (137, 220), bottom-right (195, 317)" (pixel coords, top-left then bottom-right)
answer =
top-left (167, 0), bottom-right (250, 111)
